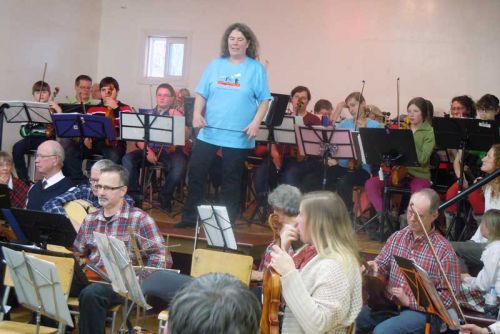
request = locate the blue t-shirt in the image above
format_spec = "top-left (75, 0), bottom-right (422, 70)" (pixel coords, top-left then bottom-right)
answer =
top-left (337, 118), bottom-right (381, 173)
top-left (195, 57), bottom-right (272, 148)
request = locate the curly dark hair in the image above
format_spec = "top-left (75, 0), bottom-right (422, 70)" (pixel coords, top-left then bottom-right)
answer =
top-left (451, 95), bottom-right (476, 118)
top-left (220, 23), bottom-right (259, 59)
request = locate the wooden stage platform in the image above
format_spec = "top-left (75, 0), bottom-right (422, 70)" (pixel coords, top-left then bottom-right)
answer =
top-left (149, 207), bottom-right (384, 262)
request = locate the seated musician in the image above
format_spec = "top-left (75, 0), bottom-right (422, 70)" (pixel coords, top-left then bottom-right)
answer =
top-left (0, 151), bottom-right (28, 208)
top-left (304, 92), bottom-right (381, 209)
top-left (459, 209), bottom-right (500, 313)
top-left (270, 191), bottom-right (362, 333)
top-left (42, 159), bottom-right (134, 215)
top-left (445, 95), bottom-right (484, 219)
top-left (173, 87), bottom-right (191, 113)
top-left (122, 83), bottom-right (188, 211)
top-left (167, 273), bottom-right (261, 334)
top-left (64, 74), bottom-right (97, 105)
top-left (62, 76), bottom-right (132, 184)
top-left (12, 80), bottom-right (61, 184)
top-left (254, 85), bottom-right (311, 206)
top-left (452, 144), bottom-right (500, 275)
top-left (26, 140), bottom-right (74, 211)
top-left (461, 321), bottom-right (500, 334)
top-left (356, 189), bottom-right (461, 334)
top-left (73, 164), bottom-right (172, 334)
top-left (251, 184), bottom-right (301, 282)
top-left (365, 97), bottom-right (435, 236)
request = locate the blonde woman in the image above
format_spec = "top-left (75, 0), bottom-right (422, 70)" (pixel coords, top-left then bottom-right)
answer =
top-left (270, 191), bottom-right (362, 333)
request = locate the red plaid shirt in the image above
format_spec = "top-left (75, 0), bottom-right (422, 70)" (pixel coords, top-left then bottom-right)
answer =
top-left (10, 177), bottom-right (28, 208)
top-left (73, 201), bottom-right (172, 270)
top-left (375, 226), bottom-right (461, 311)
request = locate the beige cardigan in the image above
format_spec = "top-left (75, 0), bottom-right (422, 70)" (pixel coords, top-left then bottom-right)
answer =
top-left (281, 254), bottom-right (362, 334)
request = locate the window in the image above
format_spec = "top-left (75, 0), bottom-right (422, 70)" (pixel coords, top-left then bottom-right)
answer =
top-left (140, 32), bottom-right (190, 85)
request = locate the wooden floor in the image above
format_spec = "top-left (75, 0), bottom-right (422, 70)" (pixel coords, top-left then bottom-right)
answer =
top-left (147, 200), bottom-right (384, 262)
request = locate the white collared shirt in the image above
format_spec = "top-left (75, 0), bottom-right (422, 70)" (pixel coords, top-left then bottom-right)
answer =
top-left (42, 170), bottom-right (65, 189)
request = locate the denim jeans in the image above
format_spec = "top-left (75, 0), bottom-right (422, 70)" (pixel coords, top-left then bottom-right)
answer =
top-left (122, 148), bottom-right (187, 201)
top-left (355, 305), bottom-right (442, 334)
top-left (181, 139), bottom-right (249, 224)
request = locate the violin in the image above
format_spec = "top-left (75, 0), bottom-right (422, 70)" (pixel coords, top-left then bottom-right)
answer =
top-left (260, 213), bottom-right (282, 334)
top-left (103, 84), bottom-right (118, 147)
top-left (45, 86), bottom-right (59, 138)
top-left (361, 258), bottom-right (399, 312)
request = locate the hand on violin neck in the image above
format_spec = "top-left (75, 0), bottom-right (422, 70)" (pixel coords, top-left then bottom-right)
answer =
top-left (270, 245), bottom-right (295, 276)
top-left (391, 285), bottom-right (410, 307)
top-left (280, 223), bottom-right (299, 250)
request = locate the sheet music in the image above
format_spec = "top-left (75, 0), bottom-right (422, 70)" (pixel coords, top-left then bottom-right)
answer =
top-left (120, 112), bottom-right (185, 145)
top-left (2, 247), bottom-right (74, 326)
top-left (197, 205), bottom-right (237, 250)
top-left (257, 115), bottom-right (297, 144)
top-left (0, 100), bottom-right (51, 123)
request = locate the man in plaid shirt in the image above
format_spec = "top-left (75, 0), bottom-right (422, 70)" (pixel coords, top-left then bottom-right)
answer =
top-left (74, 164), bottom-right (172, 334)
top-left (356, 189), bottom-right (461, 334)
top-left (42, 159), bottom-right (134, 215)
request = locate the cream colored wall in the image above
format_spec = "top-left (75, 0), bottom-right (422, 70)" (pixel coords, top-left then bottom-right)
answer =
top-left (0, 0), bottom-right (101, 151)
top-left (1, 0), bottom-right (499, 153)
top-left (96, 0), bottom-right (500, 117)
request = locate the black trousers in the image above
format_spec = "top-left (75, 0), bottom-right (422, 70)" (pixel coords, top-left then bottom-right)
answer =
top-left (78, 283), bottom-right (123, 334)
top-left (181, 139), bottom-right (249, 224)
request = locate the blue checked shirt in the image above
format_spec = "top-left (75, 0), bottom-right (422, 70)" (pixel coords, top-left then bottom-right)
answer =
top-left (42, 184), bottom-right (135, 215)
top-left (73, 201), bottom-right (172, 270)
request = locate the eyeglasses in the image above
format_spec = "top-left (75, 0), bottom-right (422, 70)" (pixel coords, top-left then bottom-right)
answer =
top-left (35, 154), bottom-right (56, 160)
top-left (95, 184), bottom-right (124, 192)
top-left (89, 178), bottom-right (99, 184)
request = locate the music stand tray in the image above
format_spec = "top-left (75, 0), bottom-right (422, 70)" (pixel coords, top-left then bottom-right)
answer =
top-left (0, 101), bottom-right (51, 124)
top-left (359, 128), bottom-right (420, 167)
top-left (8, 208), bottom-right (77, 248)
top-left (120, 112), bottom-right (185, 146)
top-left (51, 113), bottom-right (115, 140)
top-left (256, 115), bottom-right (297, 144)
top-left (394, 255), bottom-right (460, 331)
top-left (295, 125), bottom-right (355, 159)
top-left (433, 117), bottom-right (499, 152)
top-left (197, 205), bottom-right (237, 251)
top-left (93, 232), bottom-right (150, 309)
top-left (2, 246), bottom-right (74, 328)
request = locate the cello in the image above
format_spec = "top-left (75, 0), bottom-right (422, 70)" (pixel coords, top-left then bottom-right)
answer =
top-left (260, 213), bottom-right (282, 334)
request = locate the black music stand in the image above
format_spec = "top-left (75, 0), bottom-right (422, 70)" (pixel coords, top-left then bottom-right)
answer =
top-left (250, 93), bottom-right (289, 222)
top-left (359, 128), bottom-right (419, 241)
top-left (0, 101), bottom-right (51, 151)
top-left (433, 117), bottom-right (499, 240)
top-left (7, 208), bottom-right (77, 249)
top-left (296, 125), bottom-right (355, 190)
top-left (59, 103), bottom-right (89, 114)
top-left (394, 255), bottom-right (461, 333)
top-left (120, 111), bottom-right (185, 207)
top-left (195, 205), bottom-right (237, 252)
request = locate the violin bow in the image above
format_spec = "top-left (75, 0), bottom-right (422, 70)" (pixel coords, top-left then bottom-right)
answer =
top-left (354, 80), bottom-right (365, 131)
top-left (409, 203), bottom-right (466, 323)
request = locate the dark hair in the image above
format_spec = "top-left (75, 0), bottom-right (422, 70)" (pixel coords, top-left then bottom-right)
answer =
top-left (451, 95), bottom-right (476, 118)
top-left (476, 94), bottom-right (499, 111)
top-left (100, 164), bottom-right (129, 187)
top-left (407, 97), bottom-right (432, 123)
top-left (75, 74), bottom-right (92, 86)
top-left (290, 86), bottom-right (311, 101)
top-left (99, 77), bottom-right (120, 91)
top-left (156, 83), bottom-right (175, 97)
top-left (32, 81), bottom-right (51, 95)
top-left (314, 99), bottom-right (333, 114)
top-left (168, 273), bottom-right (261, 334)
top-left (220, 23), bottom-right (259, 59)
top-left (345, 92), bottom-right (365, 104)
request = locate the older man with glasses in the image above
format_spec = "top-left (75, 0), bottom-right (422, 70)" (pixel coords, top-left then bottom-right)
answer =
top-left (26, 140), bottom-right (74, 211)
top-left (73, 164), bottom-right (172, 334)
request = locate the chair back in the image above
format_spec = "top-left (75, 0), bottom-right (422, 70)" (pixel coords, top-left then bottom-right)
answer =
top-left (190, 248), bottom-right (253, 286)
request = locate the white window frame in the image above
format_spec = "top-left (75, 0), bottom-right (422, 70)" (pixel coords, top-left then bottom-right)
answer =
top-left (138, 30), bottom-right (191, 86)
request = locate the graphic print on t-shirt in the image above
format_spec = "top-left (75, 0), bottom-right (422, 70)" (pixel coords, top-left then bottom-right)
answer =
top-left (216, 73), bottom-right (241, 88)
